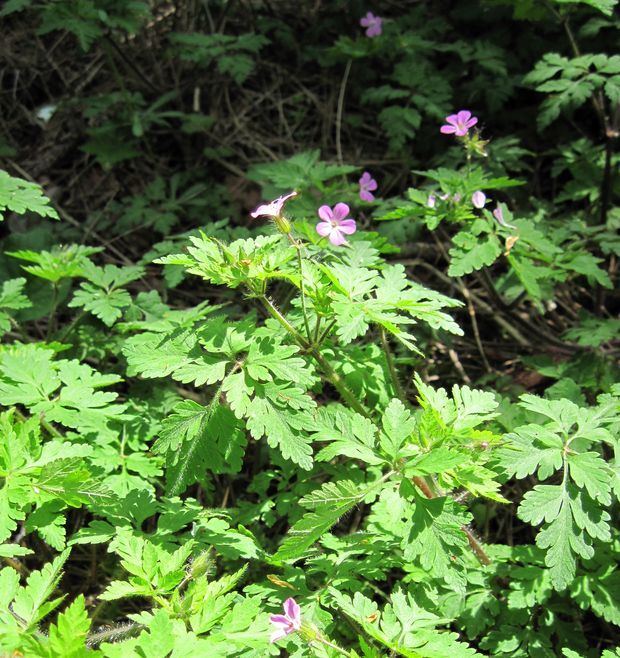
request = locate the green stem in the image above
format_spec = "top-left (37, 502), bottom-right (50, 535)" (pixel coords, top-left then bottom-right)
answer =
top-left (316, 318), bottom-right (337, 346)
top-left (46, 282), bottom-right (59, 341)
top-left (296, 244), bottom-right (313, 341)
top-left (259, 292), bottom-right (492, 566)
top-left (260, 294), bottom-right (309, 348)
top-left (87, 622), bottom-right (142, 646)
top-left (379, 328), bottom-right (406, 402)
top-left (58, 310), bottom-right (86, 343)
top-left (312, 635), bottom-right (351, 656)
top-left (313, 315), bottom-right (322, 344)
top-left (259, 295), bottom-right (369, 418)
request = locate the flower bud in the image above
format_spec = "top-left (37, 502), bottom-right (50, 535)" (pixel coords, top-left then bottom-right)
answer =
top-left (273, 214), bottom-right (292, 235)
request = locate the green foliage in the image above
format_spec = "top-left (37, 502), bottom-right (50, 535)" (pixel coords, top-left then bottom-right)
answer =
top-left (0, 170), bottom-right (59, 222)
top-left (500, 393), bottom-right (618, 590)
top-left (0, 1), bottom-right (618, 656)
top-left (169, 32), bottom-right (269, 84)
top-left (0, 278), bottom-right (31, 336)
top-left (68, 262), bottom-right (144, 327)
top-left (525, 53), bottom-right (620, 129)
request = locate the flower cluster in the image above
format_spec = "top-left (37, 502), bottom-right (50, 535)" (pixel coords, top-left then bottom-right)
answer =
top-left (250, 191), bottom-right (358, 248)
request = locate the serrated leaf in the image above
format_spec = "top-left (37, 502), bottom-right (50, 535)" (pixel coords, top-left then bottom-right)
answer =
top-left (246, 391), bottom-right (313, 470)
top-left (274, 480), bottom-right (366, 561)
top-left (0, 170), bottom-right (59, 221)
top-left (448, 226), bottom-right (502, 277)
top-left (313, 405), bottom-right (382, 465)
top-left (381, 399), bottom-right (416, 457)
top-left (46, 594), bottom-right (92, 657)
top-left (158, 400), bottom-right (246, 495)
top-left (403, 496), bottom-right (470, 591)
top-left (11, 548), bottom-right (70, 628)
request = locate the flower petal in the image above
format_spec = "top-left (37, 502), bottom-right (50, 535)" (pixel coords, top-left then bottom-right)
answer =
top-left (440, 125), bottom-right (457, 134)
top-left (316, 221), bottom-right (332, 237)
top-left (366, 178), bottom-right (378, 191)
top-left (250, 204), bottom-right (270, 219)
top-left (329, 230), bottom-right (347, 246)
top-left (360, 190), bottom-right (374, 202)
top-left (270, 629), bottom-right (287, 643)
top-left (472, 191), bottom-right (486, 208)
top-left (332, 202), bottom-right (351, 222)
top-left (456, 110), bottom-right (471, 123)
top-left (465, 117), bottom-right (478, 128)
top-left (283, 598), bottom-right (301, 624)
top-left (317, 205), bottom-right (333, 222)
top-left (270, 615), bottom-right (289, 625)
top-left (359, 171), bottom-right (371, 185)
top-left (338, 219), bottom-right (357, 234)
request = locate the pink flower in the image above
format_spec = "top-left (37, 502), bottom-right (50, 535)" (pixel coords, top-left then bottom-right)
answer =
top-left (250, 191), bottom-right (298, 220)
top-left (440, 110), bottom-right (478, 137)
top-left (270, 597), bottom-right (302, 643)
top-left (360, 12), bottom-right (382, 37)
top-left (316, 203), bottom-right (357, 246)
top-left (492, 203), bottom-right (516, 229)
top-left (359, 171), bottom-right (378, 202)
top-left (472, 191), bottom-right (486, 208)
top-left (427, 194), bottom-right (437, 208)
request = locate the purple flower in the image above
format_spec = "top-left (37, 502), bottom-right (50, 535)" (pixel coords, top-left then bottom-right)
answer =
top-left (359, 171), bottom-right (378, 202)
top-left (360, 12), bottom-right (382, 37)
top-left (440, 110), bottom-right (478, 137)
top-left (472, 191), bottom-right (486, 209)
top-left (270, 598), bottom-right (302, 643)
top-left (492, 203), bottom-right (516, 229)
top-left (250, 191), bottom-right (297, 220)
top-left (427, 194), bottom-right (437, 208)
top-left (316, 203), bottom-right (357, 246)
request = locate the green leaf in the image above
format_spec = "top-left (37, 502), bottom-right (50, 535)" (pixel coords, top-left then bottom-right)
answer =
top-left (381, 399), bottom-right (416, 457)
top-left (157, 400), bottom-right (246, 495)
top-left (245, 387), bottom-right (314, 470)
top-left (314, 405), bottom-right (382, 465)
top-left (571, 568), bottom-right (620, 625)
top-left (10, 549), bottom-right (70, 629)
top-left (568, 451), bottom-right (612, 504)
top-left (45, 594), bottom-right (93, 657)
top-left (0, 277), bottom-right (31, 316)
top-left (0, 170), bottom-right (59, 222)
top-left (403, 496), bottom-right (471, 592)
top-left (448, 223), bottom-right (502, 277)
top-left (7, 245), bottom-right (101, 282)
top-left (518, 484), bottom-right (610, 589)
top-left (69, 284), bottom-right (132, 326)
top-left (273, 480), bottom-right (368, 561)
top-left (555, 0), bottom-right (618, 16)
